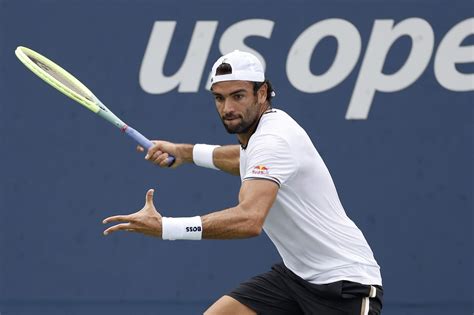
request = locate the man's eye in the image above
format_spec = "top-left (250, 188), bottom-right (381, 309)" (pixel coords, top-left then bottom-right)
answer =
top-left (234, 94), bottom-right (244, 100)
top-left (215, 96), bottom-right (224, 102)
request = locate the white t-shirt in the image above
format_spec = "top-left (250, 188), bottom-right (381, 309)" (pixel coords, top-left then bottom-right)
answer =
top-left (239, 109), bottom-right (382, 286)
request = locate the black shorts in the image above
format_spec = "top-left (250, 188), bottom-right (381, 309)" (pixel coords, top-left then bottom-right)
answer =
top-left (228, 263), bottom-right (383, 315)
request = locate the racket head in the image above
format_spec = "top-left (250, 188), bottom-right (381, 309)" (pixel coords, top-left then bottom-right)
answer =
top-left (15, 46), bottom-right (100, 113)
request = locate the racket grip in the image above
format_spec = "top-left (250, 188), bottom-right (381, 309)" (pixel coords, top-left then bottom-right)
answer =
top-left (124, 126), bottom-right (176, 167)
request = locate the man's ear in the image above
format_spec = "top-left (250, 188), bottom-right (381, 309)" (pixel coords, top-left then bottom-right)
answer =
top-left (258, 83), bottom-right (268, 104)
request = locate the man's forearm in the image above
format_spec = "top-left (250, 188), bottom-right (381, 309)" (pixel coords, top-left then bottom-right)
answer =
top-left (201, 206), bottom-right (262, 239)
top-left (177, 143), bottom-right (240, 175)
top-left (175, 143), bottom-right (194, 163)
top-left (212, 145), bottom-right (240, 175)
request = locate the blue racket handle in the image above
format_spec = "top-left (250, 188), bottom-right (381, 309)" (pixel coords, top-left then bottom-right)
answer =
top-left (124, 126), bottom-right (176, 166)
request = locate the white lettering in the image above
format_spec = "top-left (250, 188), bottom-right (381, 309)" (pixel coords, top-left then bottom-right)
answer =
top-left (219, 19), bottom-right (274, 67)
top-left (434, 18), bottom-right (474, 91)
top-left (139, 18), bottom-right (469, 120)
top-left (346, 18), bottom-right (434, 119)
top-left (139, 21), bottom-right (218, 94)
top-left (287, 19), bottom-right (361, 92)
top-left (205, 19), bottom-right (274, 89)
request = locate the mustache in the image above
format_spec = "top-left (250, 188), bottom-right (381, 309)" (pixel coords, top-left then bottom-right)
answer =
top-left (222, 113), bottom-right (242, 120)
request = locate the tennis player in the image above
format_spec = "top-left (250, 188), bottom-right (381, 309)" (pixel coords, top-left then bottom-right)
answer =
top-left (103, 50), bottom-right (383, 315)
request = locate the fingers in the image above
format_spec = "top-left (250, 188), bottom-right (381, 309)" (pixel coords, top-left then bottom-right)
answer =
top-left (102, 214), bottom-right (134, 224)
top-left (145, 141), bottom-right (162, 160)
top-left (103, 188), bottom-right (162, 237)
top-left (103, 222), bottom-right (134, 235)
top-left (145, 189), bottom-right (155, 206)
top-left (158, 153), bottom-right (172, 167)
top-left (152, 149), bottom-right (164, 161)
top-left (148, 151), bottom-right (172, 167)
top-left (144, 141), bottom-right (175, 167)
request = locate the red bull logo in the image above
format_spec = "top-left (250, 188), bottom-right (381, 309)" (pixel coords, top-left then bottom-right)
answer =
top-left (252, 165), bottom-right (269, 175)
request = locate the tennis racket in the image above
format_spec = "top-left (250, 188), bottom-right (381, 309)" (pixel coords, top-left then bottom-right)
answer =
top-left (15, 46), bottom-right (175, 165)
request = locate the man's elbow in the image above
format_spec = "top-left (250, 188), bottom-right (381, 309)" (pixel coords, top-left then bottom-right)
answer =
top-left (246, 225), bottom-right (263, 237)
top-left (237, 203), bottom-right (268, 238)
top-left (245, 218), bottom-right (265, 237)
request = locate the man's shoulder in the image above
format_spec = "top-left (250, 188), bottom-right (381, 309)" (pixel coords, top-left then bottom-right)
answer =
top-left (262, 108), bottom-right (288, 120)
top-left (245, 109), bottom-right (298, 152)
top-left (257, 108), bottom-right (301, 137)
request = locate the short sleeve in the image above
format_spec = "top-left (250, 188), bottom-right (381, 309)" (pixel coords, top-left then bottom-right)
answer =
top-left (242, 134), bottom-right (297, 186)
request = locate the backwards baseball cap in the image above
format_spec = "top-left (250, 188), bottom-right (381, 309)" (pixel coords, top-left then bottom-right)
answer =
top-left (210, 50), bottom-right (265, 84)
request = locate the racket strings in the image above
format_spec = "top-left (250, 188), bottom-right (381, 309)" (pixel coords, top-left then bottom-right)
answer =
top-left (28, 55), bottom-right (94, 102)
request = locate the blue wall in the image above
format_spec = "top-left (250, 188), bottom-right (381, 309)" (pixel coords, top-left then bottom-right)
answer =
top-left (0, 0), bottom-right (472, 314)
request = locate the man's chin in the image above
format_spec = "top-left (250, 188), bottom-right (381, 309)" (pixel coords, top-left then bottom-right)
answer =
top-left (222, 120), bottom-right (241, 134)
top-left (222, 118), bottom-right (253, 134)
top-left (224, 125), bottom-right (240, 134)
top-left (224, 124), bottom-right (254, 134)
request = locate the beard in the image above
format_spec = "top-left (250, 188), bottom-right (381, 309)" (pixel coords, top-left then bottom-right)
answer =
top-left (220, 102), bottom-right (260, 134)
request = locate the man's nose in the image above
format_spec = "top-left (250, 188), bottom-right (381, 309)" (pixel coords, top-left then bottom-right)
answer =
top-left (223, 98), bottom-right (235, 113)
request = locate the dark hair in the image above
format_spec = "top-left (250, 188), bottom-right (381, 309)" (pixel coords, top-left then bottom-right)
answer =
top-left (253, 80), bottom-right (274, 104)
top-left (215, 62), bottom-right (275, 104)
top-left (215, 62), bottom-right (233, 76)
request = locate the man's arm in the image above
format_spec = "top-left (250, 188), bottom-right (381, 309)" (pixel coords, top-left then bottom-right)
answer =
top-left (102, 179), bottom-right (278, 239)
top-left (212, 145), bottom-right (240, 176)
top-left (201, 178), bottom-right (278, 238)
top-left (139, 141), bottom-right (240, 176)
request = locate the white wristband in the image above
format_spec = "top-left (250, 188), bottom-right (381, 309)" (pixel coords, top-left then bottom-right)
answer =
top-left (162, 216), bottom-right (203, 240)
top-left (193, 144), bottom-right (220, 170)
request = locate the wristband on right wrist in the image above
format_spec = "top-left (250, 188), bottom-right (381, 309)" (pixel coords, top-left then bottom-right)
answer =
top-left (193, 144), bottom-right (220, 170)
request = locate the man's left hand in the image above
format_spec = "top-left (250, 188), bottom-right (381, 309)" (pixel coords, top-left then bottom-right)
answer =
top-left (102, 189), bottom-right (163, 237)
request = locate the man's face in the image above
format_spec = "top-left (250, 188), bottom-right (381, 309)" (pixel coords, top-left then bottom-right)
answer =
top-left (211, 80), bottom-right (262, 134)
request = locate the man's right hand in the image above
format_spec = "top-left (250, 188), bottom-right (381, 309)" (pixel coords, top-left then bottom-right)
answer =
top-left (137, 141), bottom-right (193, 168)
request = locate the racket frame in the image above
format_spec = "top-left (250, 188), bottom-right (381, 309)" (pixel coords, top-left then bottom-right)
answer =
top-left (14, 46), bottom-right (172, 158)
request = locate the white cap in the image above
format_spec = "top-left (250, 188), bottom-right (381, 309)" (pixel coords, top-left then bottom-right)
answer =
top-left (210, 50), bottom-right (265, 85)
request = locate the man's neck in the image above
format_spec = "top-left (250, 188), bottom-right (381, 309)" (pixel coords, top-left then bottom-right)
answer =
top-left (237, 103), bottom-right (271, 148)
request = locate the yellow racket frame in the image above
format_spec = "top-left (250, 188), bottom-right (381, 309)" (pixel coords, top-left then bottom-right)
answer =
top-left (15, 46), bottom-right (100, 113)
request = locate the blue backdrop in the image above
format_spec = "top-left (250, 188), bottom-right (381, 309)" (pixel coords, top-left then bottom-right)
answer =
top-left (0, 0), bottom-right (472, 314)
